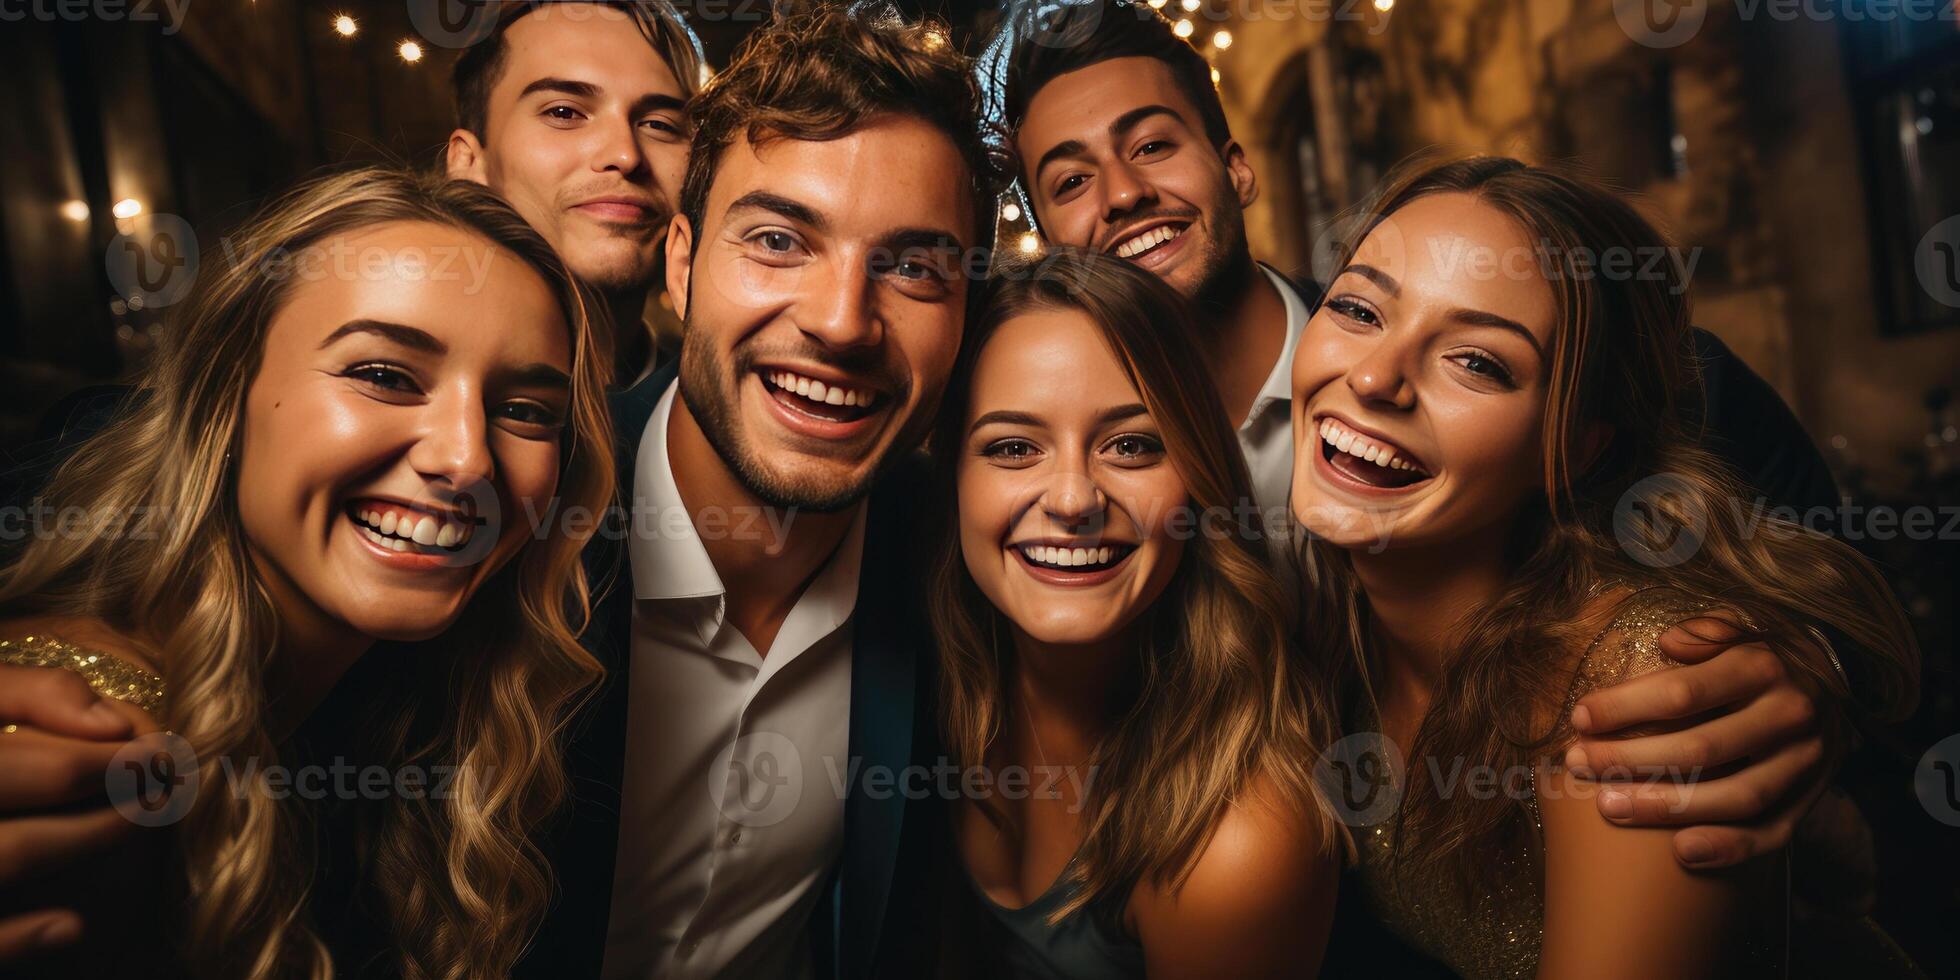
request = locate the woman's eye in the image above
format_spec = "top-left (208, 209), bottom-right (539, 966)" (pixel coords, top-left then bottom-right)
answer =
top-left (980, 438), bottom-right (1040, 462)
top-left (1326, 297), bottom-right (1379, 326)
top-left (1451, 351), bottom-right (1516, 387)
top-left (345, 363), bottom-right (420, 394)
top-left (1104, 434), bottom-right (1164, 462)
top-left (497, 401), bottom-right (564, 428)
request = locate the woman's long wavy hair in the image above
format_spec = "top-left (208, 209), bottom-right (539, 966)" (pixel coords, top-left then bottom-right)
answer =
top-left (927, 247), bottom-right (1342, 926)
top-left (0, 168), bottom-right (615, 978)
top-left (1298, 156), bottom-right (1920, 886)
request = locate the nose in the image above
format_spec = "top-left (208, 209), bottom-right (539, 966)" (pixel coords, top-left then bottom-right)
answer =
top-left (1098, 159), bottom-right (1157, 226)
top-left (1346, 337), bottom-right (1416, 410)
top-left (407, 389), bottom-right (497, 492)
top-left (1039, 466), bottom-right (1107, 530)
top-left (590, 111), bottom-right (649, 179)
top-left (796, 258), bottom-right (884, 351)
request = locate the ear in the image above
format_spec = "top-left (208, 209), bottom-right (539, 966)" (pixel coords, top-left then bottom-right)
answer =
top-left (664, 213), bottom-right (694, 321)
top-left (1221, 138), bottom-right (1258, 211)
top-left (445, 129), bottom-right (488, 184)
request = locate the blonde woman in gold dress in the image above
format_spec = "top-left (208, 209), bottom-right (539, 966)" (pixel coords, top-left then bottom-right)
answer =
top-left (1288, 157), bottom-right (1921, 979)
top-left (0, 167), bottom-right (614, 979)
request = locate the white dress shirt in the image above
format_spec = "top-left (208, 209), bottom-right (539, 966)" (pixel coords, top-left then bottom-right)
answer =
top-left (1237, 264), bottom-right (1311, 547)
top-left (602, 386), bottom-right (864, 980)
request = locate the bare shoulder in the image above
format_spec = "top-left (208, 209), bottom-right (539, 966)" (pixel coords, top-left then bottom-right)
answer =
top-left (1127, 771), bottom-right (1339, 979)
top-left (0, 614), bottom-right (163, 674)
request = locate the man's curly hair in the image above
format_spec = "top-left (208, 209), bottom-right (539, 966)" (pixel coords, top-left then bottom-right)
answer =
top-left (677, 3), bottom-right (997, 248)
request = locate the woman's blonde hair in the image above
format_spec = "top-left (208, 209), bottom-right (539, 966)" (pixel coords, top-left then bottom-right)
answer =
top-left (927, 247), bottom-right (1342, 927)
top-left (1298, 155), bottom-right (1919, 886)
top-left (0, 167), bottom-right (615, 978)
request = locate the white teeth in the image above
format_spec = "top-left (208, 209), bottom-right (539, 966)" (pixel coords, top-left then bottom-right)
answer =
top-left (409, 516), bottom-right (436, 545)
top-left (1020, 544), bottom-right (1124, 568)
top-left (1114, 223), bottom-right (1184, 259)
top-left (768, 369), bottom-right (874, 410)
top-left (436, 523), bottom-right (461, 548)
top-left (354, 505), bottom-right (471, 554)
top-left (379, 511), bottom-right (398, 535)
top-left (1319, 418), bottom-right (1429, 476)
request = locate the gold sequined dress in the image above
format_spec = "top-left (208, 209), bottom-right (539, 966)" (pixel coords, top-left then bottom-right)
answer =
top-left (0, 633), bottom-right (165, 712)
top-left (1349, 588), bottom-right (1920, 980)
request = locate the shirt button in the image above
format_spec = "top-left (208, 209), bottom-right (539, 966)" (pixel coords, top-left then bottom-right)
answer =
top-left (729, 830), bottom-right (743, 845)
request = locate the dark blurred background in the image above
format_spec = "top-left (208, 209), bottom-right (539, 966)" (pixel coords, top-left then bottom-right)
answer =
top-left (0, 0), bottom-right (1954, 972)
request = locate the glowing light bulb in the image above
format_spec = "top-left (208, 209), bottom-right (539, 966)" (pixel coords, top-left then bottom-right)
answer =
top-left (1213, 29), bottom-right (1232, 49)
top-left (60, 200), bottom-right (90, 222)
top-left (1211, 66), bottom-right (1221, 84)
top-left (1180, 0), bottom-right (1199, 11)
top-left (398, 40), bottom-right (424, 63)
top-left (1017, 232), bottom-right (1041, 255)
top-left (333, 14), bottom-right (357, 37)
top-left (112, 198), bottom-right (143, 220)
top-left (1001, 202), bottom-right (1022, 222)
top-left (1374, 0), bottom-right (1394, 10)
top-left (1173, 18), bottom-right (1194, 38)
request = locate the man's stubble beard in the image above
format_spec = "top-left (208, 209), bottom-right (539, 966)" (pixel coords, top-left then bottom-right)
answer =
top-left (673, 280), bottom-right (906, 515)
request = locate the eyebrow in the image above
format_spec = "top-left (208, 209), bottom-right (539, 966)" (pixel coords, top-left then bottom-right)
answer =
top-left (628, 93), bottom-right (687, 117)
top-left (1031, 104), bottom-right (1186, 180)
top-left (496, 363), bottom-right (572, 390)
top-left (318, 320), bottom-right (447, 355)
top-left (1336, 263), bottom-right (1401, 298)
top-left (883, 227), bottom-right (968, 256)
top-left (726, 191), bottom-right (827, 232)
top-left (968, 402), bottom-right (1150, 434)
top-left (517, 77), bottom-right (600, 101)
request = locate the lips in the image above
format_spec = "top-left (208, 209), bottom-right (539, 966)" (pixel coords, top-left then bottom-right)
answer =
top-left (756, 367), bottom-right (888, 441)
top-left (1105, 218), bottom-right (1193, 268)
top-left (571, 197), bottom-right (659, 224)
top-left (1011, 541), bottom-right (1138, 586)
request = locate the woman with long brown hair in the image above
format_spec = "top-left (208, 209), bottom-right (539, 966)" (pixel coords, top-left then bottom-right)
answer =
top-left (928, 246), bottom-right (1341, 978)
top-left (0, 167), bottom-right (615, 978)
top-left (1290, 155), bottom-right (1919, 977)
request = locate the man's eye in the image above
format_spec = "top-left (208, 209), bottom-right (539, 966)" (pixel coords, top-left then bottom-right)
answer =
top-left (757, 231), bottom-right (796, 253)
top-left (344, 363), bottom-right (420, 393)
top-left (1055, 174), bottom-right (1086, 196)
top-left (543, 105), bottom-right (584, 122)
top-left (895, 256), bottom-right (940, 281)
top-left (1136, 139), bottom-right (1172, 157)
top-left (638, 118), bottom-right (681, 137)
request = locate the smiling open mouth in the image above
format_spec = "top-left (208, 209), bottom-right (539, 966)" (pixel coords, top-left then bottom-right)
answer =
top-left (347, 501), bottom-right (475, 554)
top-left (1016, 543), bottom-right (1136, 573)
top-left (1110, 221), bottom-right (1189, 261)
top-left (761, 369), bottom-right (882, 424)
top-left (1319, 417), bottom-right (1433, 490)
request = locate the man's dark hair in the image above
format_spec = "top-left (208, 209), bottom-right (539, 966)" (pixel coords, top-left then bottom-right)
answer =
top-left (678, 4), bottom-right (993, 247)
top-left (997, 1), bottom-right (1232, 180)
top-left (450, 0), bottom-right (704, 140)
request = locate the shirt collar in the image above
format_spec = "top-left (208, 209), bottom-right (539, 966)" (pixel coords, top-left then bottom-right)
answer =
top-left (628, 386), bottom-right (725, 601)
top-left (1244, 263), bottom-right (1310, 431)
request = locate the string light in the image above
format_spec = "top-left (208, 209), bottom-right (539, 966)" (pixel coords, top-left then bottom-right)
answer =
top-left (1001, 201), bottom-right (1022, 222)
top-left (1374, 0), bottom-right (1394, 10)
top-left (1180, 0), bottom-right (1199, 10)
top-left (398, 40), bottom-right (424, 63)
top-left (922, 27), bottom-right (948, 50)
top-left (1173, 18), bottom-right (1194, 38)
top-left (333, 14), bottom-right (357, 37)
top-left (1017, 232), bottom-right (1041, 255)
top-left (1213, 29), bottom-right (1232, 49)
top-left (1211, 66), bottom-right (1221, 84)
top-left (112, 198), bottom-right (143, 220)
top-left (59, 200), bottom-right (89, 222)
top-left (1147, 0), bottom-right (1167, 7)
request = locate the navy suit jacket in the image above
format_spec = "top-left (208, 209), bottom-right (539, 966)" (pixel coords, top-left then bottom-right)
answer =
top-left (514, 362), bottom-right (946, 979)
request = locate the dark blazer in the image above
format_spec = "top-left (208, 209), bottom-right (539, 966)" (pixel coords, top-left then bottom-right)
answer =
top-left (515, 362), bottom-right (946, 979)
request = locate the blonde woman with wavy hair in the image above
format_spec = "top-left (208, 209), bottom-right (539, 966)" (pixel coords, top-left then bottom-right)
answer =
top-left (928, 247), bottom-right (1342, 979)
top-left (0, 167), bottom-right (614, 978)
top-left (1290, 156), bottom-right (1920, 978)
